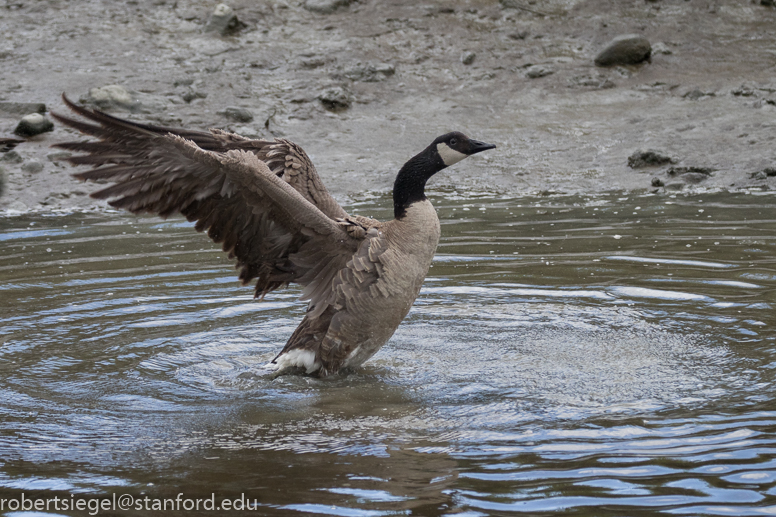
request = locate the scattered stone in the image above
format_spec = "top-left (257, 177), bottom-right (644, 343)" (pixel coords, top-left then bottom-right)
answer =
top-left (461, 51), bottom-right (476, 65)
top-left (499, 0), bottom-right (548, 14)
top-left (0, 138), bottom-right (24, 152)
top-left (667, 166), bottom-right (714, 176)
top-left (525, 65), bottom-right (554, 79)
top-left (508, 30), bottom-right (529, 40)
top-left (81, 85), bottom-right (169, 113)
top-left (318, 87), bottom-right (352, 111)
top-left (750, 167), bottom-right (776, 179)
top-left (299, 56), bottom-right (327, 69)
top-left (732, 84), bottom-right (757, 97)
top-left (651, 42), bottom-right (672, 55)
top-left (683, 88), bottom-right (715, 100)
top-left (651, 177), bottom-right (664, 187)
top-left (627, 149), bottom-right (674, 168)
top-left (568, 74), bottom-right (616, 89)
top-left (180, 89), bottom-right (207, 103)
top-left (0, 150), bottom-right (22, 164)
top-left (204, 4), bottom-right (246, 35)
top-left (304, 0), bottom-right (352, 14)
top-left (21, 160), bottom-right (44, 173)
top-left (47, 151), bottom-right (72, 162)
top-left (219, 107), bottom-right (254, 123)
top-left (594, 34), bottom-right (651, 67)
top-left (680, 172), bottom-right (710, 184)
top-left (14, 113), bottom-right (54, 137)
top-left (338, 63), bottom-right (395, 82)
top-left (0, 102), bottom-right (46, 116)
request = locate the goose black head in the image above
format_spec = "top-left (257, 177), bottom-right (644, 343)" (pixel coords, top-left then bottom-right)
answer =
top-left (393, 132), bottom-right (497, 219)
top-left (432, 131), bottom-right (497, 168)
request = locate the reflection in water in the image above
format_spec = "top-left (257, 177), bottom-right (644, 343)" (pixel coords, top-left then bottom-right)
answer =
top-left (0, 192), bottom-right (775, 515)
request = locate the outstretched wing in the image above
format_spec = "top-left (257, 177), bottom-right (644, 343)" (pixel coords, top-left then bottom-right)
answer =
top-left (52, 95), bottom-right (358, 302)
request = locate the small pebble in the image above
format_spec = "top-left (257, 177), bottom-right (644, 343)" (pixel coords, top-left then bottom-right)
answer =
top-left (14, 113), bottom-right (54, 137)
top-left (318, 87), bottom-right (352, 111)
top-left (628, 149), bottom-right (674, 168)
top-left (204, 4), bottom-right (245, 35)
top-left (220, 107), bottom-right (254, 123)
top-left (525, 65), bottom-right (554, 79)
top-left (595, 34), bottom-right (651, 67)
top-left (21, 160), bottom-right (44, 173)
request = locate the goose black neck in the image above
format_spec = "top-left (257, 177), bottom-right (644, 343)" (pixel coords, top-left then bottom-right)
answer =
top-left (393, 147), bottom-right (445, 219)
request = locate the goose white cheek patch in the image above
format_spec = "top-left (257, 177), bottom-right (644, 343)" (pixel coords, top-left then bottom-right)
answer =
top-left (437, 143), bottom-right (467, 166)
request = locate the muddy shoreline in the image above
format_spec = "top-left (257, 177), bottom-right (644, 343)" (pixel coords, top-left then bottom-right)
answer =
top-left (1, 0), bottom-right (775, 214)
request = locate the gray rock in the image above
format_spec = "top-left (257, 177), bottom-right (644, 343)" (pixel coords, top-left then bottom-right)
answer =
top-left (180, 88), bottom-right (207, 103)
top-left (47, 151), bottom-right (72, 162)
top-left (594, 34), bottom-right (651, 67)
top-left (204, 4), bottom-right (246, 35)
top-left (21, 160), bottom-right (44, 173)
top-left (652, 42), bottom-right (672, 55)
top-left (525, 65), bottom-right (554, 79)
top-left (0, 102), bottom-right (46, 116)
top-left (304, 0), bottom-right (352, 14)
top-left (0, 150), bottom-right (22, 164)
top-left (0, 166), bottom-right (5, 198)
top-left (220, 106), bottom-right (254, 123)
top-left (667, 166), bottom-right (714, 176)
top-left (81, 85), bottom-right (169, 113)
top-left (318, 87), bottom-right (352, 111)
top-left (0, 138), bottom-right (24, 152)
top-left (299, 56), bottom-right (327, 69)
top-left (568, 74), bottom-right (616, 89)
top-left (679, 172), bottom-right (710, 184)
top-left (461, 51), bottom-right (476, 65)
top-left (683, 88), bottom-right (715, 100)
top-left (14, 113), bottom-right (54, 137)
top-left (750, 167), bottom-right (776, 179)
top-left (628, 149), bottom-right (674, 168)
top-left (339, 63), bottom-right (395, 82)
top-left (651, 177), bottom-right (664, 187)
top-left (732, 84), bottom-right (756, 97)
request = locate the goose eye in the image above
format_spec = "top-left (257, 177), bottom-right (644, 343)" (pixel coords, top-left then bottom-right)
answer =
top-left (449, 137), bottom-right (458, 146)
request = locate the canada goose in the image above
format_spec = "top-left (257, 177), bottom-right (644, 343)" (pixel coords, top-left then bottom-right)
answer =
top-left (53, 95), bottom-right (496, 377)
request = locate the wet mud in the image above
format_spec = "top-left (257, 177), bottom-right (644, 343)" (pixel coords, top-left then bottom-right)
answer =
top-left (0, 0), bottom-right (775, 213)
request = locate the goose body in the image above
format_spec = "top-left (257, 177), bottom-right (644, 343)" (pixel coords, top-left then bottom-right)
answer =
top-left (53, 95), bottom-right (495, 377)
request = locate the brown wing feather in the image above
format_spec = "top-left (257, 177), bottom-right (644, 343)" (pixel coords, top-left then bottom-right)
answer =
top-left (52, 95), bottom-right (357, 301)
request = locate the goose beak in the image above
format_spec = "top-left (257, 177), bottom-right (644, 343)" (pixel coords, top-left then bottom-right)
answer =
top-left (468, 139), bottom-right (497, 155)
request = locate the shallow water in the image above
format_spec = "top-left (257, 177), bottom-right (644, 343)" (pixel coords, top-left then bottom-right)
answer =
top-left (1, 191), bottom-right (775, 515)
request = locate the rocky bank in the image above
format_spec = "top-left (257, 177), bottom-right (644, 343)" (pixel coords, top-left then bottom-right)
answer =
top-left (1, 0), bottom-right (775, 213)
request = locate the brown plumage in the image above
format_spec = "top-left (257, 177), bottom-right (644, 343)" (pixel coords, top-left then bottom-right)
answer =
top-left (53, 94), bottom-right (495, 377)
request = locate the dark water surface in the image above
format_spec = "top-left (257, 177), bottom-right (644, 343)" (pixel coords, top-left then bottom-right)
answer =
top-left (1, 191), bottom-right (775, 515)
